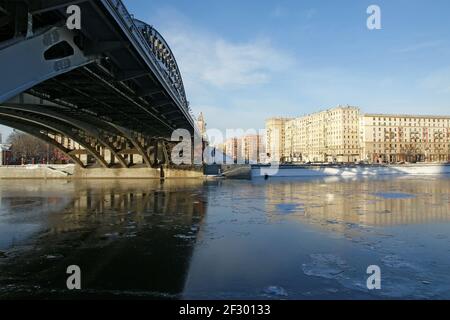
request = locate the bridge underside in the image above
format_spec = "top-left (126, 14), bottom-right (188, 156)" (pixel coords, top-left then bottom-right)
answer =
top-left (1, 93), bottom-right (179, 168)
top-left (0, 1), bottom-right (198, 168)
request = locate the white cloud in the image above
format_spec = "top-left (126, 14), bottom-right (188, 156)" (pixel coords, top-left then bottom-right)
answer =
top-left (144, 8), bottom-right (450, 131)
top-left (203, 39), bottom-right (294, 87)
top-left (146, 8), bottom-right (297, 132)
top-left (155, 12), bottom-right (294, 90)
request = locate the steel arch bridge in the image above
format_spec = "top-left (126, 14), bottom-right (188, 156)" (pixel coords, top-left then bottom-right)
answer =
top-left (0, 0), bottom-right (199, 168)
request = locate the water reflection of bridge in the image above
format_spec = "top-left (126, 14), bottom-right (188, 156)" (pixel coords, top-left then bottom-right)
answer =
top-left (264, 177), bottom-right (450, 228)
top-left (0, 179), bottom-right (207, 298)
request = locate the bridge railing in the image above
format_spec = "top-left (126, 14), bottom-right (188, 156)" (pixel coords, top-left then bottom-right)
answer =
top-left (104, 0), bottom-right (189, 112)
top-left (133, 20), bottom-right (188, 105)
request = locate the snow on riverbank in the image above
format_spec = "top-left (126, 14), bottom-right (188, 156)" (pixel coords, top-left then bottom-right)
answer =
top-left (252, 164), bottom-right (450, 178)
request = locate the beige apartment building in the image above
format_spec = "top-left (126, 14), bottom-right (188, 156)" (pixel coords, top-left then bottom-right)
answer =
top-left (266, 118), bottom-right (291, 162)
top-left (266, 106), bottom-right (450, 164)
top-left (361, 114), bottom-right (450, 163)
top-left (284, 106), bottom-right (361, 163)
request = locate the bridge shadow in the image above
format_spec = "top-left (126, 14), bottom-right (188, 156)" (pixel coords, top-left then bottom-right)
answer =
top-left (0, 179), bottom-right (208, 299)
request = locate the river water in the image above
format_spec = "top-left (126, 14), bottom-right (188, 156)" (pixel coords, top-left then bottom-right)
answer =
top-left (0, 176), bottom-right (450, 299)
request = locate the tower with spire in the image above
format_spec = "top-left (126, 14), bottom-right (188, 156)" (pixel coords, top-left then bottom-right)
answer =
top-left (197, 112), bottom-right (207, 139)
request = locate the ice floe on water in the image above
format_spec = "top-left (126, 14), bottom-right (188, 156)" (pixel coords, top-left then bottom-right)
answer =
top-left (173, 234), bottom-right (196, 240)
top-left (300, 252), bottom-right (450, 298)
top-left (45, 254), bottom-right (63, 260)
top-left (302, 254), bottom-right (349, 280)
top-left (381, 254), bottom-right (421, 270)
top-left (262, 286), bottom-right (288, 297)
top-left (275, 203), bottom-right (305, 215)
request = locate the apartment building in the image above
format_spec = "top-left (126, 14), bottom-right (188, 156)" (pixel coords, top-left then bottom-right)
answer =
top-left (361, 114), bottom-right (450, 163)
top-left (220, 134), bottom-right (266, 164)
top-left (283, 106), bottom-right (361, 163)
top-left (267, 106), bottom-right (450, 164)
top-left (265, 118), bottom-right (291, 163)
top-left (222, 137), bottom-right (239, 163)
top-left (241, 134), bottom-right (266, 164)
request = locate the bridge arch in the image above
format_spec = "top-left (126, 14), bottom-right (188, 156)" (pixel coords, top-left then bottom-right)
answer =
top-left (0, 109), bottom-right (110, 168)
top-left (0, 104), bottom-right (130, 168)
top-left (0, 116), bottom-right (86, 167)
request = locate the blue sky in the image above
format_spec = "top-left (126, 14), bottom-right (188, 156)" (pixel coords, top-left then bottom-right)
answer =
top-left (123, 0), bottom-right (450, 133)
top-left (2, 0), bottom-right (450, 139)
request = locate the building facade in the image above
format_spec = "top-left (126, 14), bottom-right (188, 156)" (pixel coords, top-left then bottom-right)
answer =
top-left (0, 144), bottom-right (12, 165)
top-left (223, 138), bottom-right (239, 164)
top-left (220, 134), bottom-right (266, 164)
top-left (361, 114), bottom-right (450, 163)
top-left (284, 106), bottom-right (361, 163)
top-left (241, 134), bottom-right (265, 164)
top-left (267, 106), bottom-right (450, 164)
top-left (266, 118), bottom-right (291, 163)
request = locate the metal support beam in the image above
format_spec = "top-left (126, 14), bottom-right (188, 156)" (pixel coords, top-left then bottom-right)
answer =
top-left (81, 66), bottom-right (175, 133)
top-left (152, 100), bottom-right (173, 109)
top-left (161, 140), bottom-right (170, 165)
top-left (110, 124), bottom-right (153, 168)
top-left (161, 109), bottom-right (180, 117)
top-left (136, 87), bottom-right (163, 98)
top-left (29, 0), bottom-right (89, 15)
top-left (116, 70), bottom-right (149, 82)
top-left (0, 26), bottom-right (96, 104)
top-left (84, 40), bottom-right (127, 55)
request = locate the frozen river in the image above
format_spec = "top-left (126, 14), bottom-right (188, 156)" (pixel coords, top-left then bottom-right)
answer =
top-left (0, 176), bottom-right (450, 299)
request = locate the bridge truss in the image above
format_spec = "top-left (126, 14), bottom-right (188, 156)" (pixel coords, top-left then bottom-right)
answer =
top-left (0, 0), bottom-right (199, 168)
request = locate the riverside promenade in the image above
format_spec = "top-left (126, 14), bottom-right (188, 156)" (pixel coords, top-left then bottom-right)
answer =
top-left (252, 163), bottom-right (450, 178)
top-left (0, 163), bottom-right (449, 179)
top-left (0, 164), bottom-right (204, 179)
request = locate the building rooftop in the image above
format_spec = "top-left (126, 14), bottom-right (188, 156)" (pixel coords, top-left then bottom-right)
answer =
top-left (363, 113), bottom-right (450, 119)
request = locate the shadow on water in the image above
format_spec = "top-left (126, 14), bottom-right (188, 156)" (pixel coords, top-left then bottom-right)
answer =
top-left (0, 179), bottom-right (208, 299)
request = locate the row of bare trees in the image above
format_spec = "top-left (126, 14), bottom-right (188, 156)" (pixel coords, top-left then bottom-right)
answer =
top-left (6, 131), bottom-right (69, 165)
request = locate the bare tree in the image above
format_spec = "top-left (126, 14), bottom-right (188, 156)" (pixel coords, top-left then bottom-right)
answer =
top-left (7, 131), bottom-right (56, 164)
